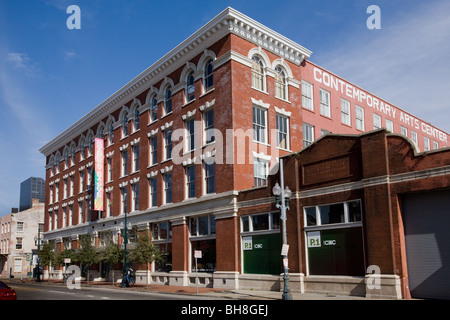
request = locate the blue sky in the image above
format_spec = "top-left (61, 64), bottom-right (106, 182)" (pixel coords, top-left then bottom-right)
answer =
top-left (1, 0), bottom-right (449, 217)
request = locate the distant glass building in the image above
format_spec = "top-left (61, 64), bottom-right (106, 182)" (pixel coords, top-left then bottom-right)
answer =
top-left (19, 177), bottom-right (45, 211)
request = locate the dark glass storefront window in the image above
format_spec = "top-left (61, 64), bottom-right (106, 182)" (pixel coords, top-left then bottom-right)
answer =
top-left (191, 239), bottom-right (216, 272)
top-left (320, 203), bottom-right (344, 224)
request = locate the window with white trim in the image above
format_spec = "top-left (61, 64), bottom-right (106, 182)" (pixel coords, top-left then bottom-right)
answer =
top-left (253, 106), bottom-right (267, 144)
top-left (276, 114), bottom-right (289, 150)
top-left (121, 150), bottom-right (128, 176)
top-left (186, 71), bottom-right (195, 103)
top-left (241, 212), bottom-right (280, 233)
top-left (132, 145), bottom-right (140, 172)
top-left (319, 89), bottom-right (331, 117)
top-left (303, 123), bottom-right (314, 147)
top-left (204, 162), bottom-right (215, 194)
top-left (149, 136), bottom-right (158, 166)
top-left (203, 108), bottom-right (215, 144)
top-left (424, 137), bottom-right (430, 151)
top-left (164, 86), bottom-right (172, 115)
top-left (251, 56), bottom-right (265, 91)
top-left (164, 130), bottom-right (172, 160)
top-left (411, 131), bottom-right (418, 147)
top-left (355, 106), bottom-right (365, 131)
top-left (401, 126), bottom-right (408, 137)
top-left (149, 177), bottom-right (157, 207)
top-left (254, 157), bottom-right (269, 187)
top-left (121, 187), bottom-right (128, 214)
top-left (373, 114), bottom-right (382, 130)
top-left (302, 80), bottom-right (313, 111)
top-left (204, 58), bottom-right (214, 92)
top-left (131, 183), bottom-right (139, 212)
top-left (341, 99), bottom-right (351, 126)
top-left (185, 165), bottom-right (195, 199)
top-left (386, 119), bottom-right (394, 133)
top-left (275, 66), bottom-right (287, 100)
top-left (163, 173), bottom-right (172, 204)
top-left (185, 118), bottom-right (195, 152)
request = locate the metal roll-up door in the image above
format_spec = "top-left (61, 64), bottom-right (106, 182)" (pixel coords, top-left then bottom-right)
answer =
top-left (402, 189), bottom-right (450, 299)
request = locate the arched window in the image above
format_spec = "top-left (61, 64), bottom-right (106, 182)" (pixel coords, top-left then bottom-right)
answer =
top-left (108, 123), bottom-right (114, 146)
top-left (133, 107), bottom-right (140, 132)
top-left (275, 66), bottom-right (287, 100)
top-left (204, 59), bottom-right (214, 92)
top-left (164, 86), bottom-right (172, 115)
top-left (186, 71), bottom-right (195, 103)
top-left (150, 95), bottom-right (158, 122)
top-left (251, 56), bottom-right (264, 91)
top-left (122, 112), bottom-right (129, 137)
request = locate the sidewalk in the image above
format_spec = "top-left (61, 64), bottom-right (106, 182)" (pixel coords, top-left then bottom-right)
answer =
top-left (2, 277), bottom-right (375, 300)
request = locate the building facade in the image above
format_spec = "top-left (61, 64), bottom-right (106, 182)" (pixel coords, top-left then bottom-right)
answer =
top-left (0, 199), bottom-right (45, 278)
top-left (238, 129), bottom-right (450, 299)
top-left (39, 8), bottom-right (449, 297)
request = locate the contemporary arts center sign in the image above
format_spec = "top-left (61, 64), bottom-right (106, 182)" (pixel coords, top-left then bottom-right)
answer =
top-left (94, 138), bottom-right (104, 211)
top-left (313, 67), bottom-right (448, 143)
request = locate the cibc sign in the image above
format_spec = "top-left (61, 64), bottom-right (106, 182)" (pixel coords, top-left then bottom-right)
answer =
top-left (307, 231), bottom-right (337, 248)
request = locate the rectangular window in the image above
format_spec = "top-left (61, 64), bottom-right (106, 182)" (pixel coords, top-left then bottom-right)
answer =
top-left (253, 106), bottom-right (267, 144)
top-left (401, 126), bottom-right (408, 137)
top-left (121, 150), bottom-right (128, 176)
top-left (355, 106), bottom-right (365, 131)
top-left (373, 114), bottom-right (382, 130)
top-left (149, 136), bottom-right (158, 166)
top-left (319, 89), bottom-right (330, 117)
top-left (340, 99), bottom-right (351, 126)
top-left (433, 141), bottom-right (439, 150)
top-left (121, 187), bottom-right (128, 214)
top-left (70, 176), bottom-right (74, 197)
top-left (79, 172), bottom-right (84, 193)
top-left (164, 173), bottom-right (172, 204)
top-left (132, 145), bottom-right (140, 172)
top-left (304, 200), bottom-right (362, 226)
top-left (203, 109), bottom-right (215, 144)
top-left (424, 137), bottom-right (430, 151)
top-left (106, 192), bottom-right (112, 217)
top-left (240, 212), bottom-right (280, 232)
top-left (132, 183), bottom-right (139, 211)
top-left (149, 178), bottom-right (157, 207)
top-left (17, 222), bottom-right (24, 232)
top-left (185, 118), bottom-right (195, 151)
top-left (64, 178), bottom-right (68, 199)
top-left (386, 119), bottom-right (394, 133)
top-left (302, 81), bottom-right (313, 110)
top-left (16, 238), bottom-right (22, 250)
top-left (303, 123), bottom-right (314, 147)
top-left (185, 165), bottom-right (195, 199)
top-left (254, 158), bottom-right (268, 187)
top-left (78, 201), bottom-right (84, 224)
top-left (276, 114), bottom-right (289, 150)
top-left (107, 158), bottom-right (113, 182)
top-left (164, 130), bottom-right (172, 160)
top-left (190, 215), bottom-right (216, 237)
top-left (204, 162), bottom-right (215, 194)
top-left (411, 131), bottom-right (418, 146)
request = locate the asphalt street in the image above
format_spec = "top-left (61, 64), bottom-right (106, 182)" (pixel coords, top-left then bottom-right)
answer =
top-left (2, 280), bottom-right (215, 300)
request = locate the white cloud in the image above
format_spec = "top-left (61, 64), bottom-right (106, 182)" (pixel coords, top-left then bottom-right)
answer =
top-left (314, 1), bottom-right (450, 134)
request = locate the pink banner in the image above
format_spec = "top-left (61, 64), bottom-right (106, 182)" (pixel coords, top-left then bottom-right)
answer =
top-left (94, 138), bottom-right (104, 211)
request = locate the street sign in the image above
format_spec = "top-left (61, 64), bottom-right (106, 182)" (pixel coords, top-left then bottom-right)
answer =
top-left (194, 250), bottom-right (202, 259)
top-left (281, 244), bottom-right (289, 256)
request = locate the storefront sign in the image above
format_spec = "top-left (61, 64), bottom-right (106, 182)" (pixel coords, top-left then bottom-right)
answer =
top-left (307, 231), bottom-right (321, 248)
top-left (243, 237), bottom-right (253, 250)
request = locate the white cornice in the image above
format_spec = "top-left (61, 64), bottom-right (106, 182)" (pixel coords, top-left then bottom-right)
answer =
top-left (39, 7), bottom-right (312, 157)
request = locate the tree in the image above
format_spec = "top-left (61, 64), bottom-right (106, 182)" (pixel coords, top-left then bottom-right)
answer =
top-left (97, 241), bottom-right (123, 284)
top-left (38, 243), bottom-right (56, 269)
top-left (128, 233), bottom-right (164, 288)
top-left (74, 235), bottom-right (98, 282)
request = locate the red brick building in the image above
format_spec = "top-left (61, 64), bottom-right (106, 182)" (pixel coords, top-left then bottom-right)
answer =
top-left (239, 129), bottom-right (450, 299)
top-left (39, 8), bottom-right (449, 298)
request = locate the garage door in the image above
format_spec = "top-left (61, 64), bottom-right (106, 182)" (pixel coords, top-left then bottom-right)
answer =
top-left (402, 189), bottom-right (450, 299)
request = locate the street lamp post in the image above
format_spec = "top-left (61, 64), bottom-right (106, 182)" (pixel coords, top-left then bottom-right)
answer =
top-left (272, 159), bottom-right (292, 300)
top-left (34, 227), bottom-right (42, 282)
top-left (121, 194), bottom-right (129, 288)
